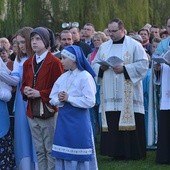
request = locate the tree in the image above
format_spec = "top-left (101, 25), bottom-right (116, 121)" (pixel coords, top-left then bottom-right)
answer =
top-left (0, 0), bottom-right (170, 37)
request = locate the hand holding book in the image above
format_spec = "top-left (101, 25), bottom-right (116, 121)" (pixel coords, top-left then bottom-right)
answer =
top-left (96, 56), bottom-right (123, 68)
top-left (152, 50), bottom-right (170, 64)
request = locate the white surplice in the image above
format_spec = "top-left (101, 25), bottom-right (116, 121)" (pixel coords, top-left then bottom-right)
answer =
top-left (92, 36), bottom-right (148, 129)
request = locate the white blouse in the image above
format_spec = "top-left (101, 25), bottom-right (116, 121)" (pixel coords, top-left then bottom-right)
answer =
top-left (0, 56), bottom-right (28, 86)
top-left (50, 68), bottom-right (96, 109)
top-left (0, 58), bottom-right (12, 102)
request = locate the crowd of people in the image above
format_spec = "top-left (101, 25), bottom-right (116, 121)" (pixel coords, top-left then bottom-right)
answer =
top-left (0, 16), bottom-right (170, 170)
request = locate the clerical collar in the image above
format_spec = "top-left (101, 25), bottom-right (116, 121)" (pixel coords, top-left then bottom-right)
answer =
top-left (113, 36), bottom-right (125, 44)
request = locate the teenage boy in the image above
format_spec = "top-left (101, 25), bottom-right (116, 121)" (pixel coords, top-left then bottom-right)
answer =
top-left (21, 27), bottom-right (64, 170)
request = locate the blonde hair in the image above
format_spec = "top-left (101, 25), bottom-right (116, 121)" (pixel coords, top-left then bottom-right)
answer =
top-left (92, 31), bottom-right (107, 43)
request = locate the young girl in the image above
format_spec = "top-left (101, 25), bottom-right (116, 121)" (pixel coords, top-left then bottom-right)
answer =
top-left (49, 45), bottom-right (98, 170)
top-left (0, 27), bottom-right (38, 170)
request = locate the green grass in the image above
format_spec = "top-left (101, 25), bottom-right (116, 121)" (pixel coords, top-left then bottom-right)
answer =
top-left (97, 149), bottom-right (170, 170)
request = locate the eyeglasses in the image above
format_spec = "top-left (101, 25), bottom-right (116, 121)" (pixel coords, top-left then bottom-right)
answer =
top-left (108, 29), bottom-right (120, 33)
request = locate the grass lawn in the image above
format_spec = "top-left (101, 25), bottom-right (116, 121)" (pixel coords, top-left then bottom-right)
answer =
top-left (97, 150), bottom-right (170, 170)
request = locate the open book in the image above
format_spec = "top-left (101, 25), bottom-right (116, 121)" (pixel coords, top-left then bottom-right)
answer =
top-left (152, 50), bottom-right (170, 63)
top-left (96, 56), bottom-right (123, 68)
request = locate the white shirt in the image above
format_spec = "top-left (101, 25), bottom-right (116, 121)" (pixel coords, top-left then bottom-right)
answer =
top-left (49, 68), bottom-right (96, 108)
top-left (0, 56), bottom-right (28, 86)
top-left (36, 50), bottom-right (48, 64)
top-left (0, 58), bottom-right (12, 102)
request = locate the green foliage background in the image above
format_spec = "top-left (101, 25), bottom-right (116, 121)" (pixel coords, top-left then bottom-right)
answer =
top-left (0, 0), bottom-right (169, 37)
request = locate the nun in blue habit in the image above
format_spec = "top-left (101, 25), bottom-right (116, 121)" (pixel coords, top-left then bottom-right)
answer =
top-left (50, 45), bottom-right (98, 170)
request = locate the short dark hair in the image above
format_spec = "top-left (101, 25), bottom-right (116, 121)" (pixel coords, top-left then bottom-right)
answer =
top-left (60, 30), bottom-right (72, 39)
top-left (138, 28), bottom-right (150, 36)
top-left (84, 23), bottom-right (95, 29)
top-left (109, 18), bottom-right (124, 29)
top-left (70, 27), bottom-right (80, 32)
top-left (151, 25), bottom-right (159, 29)
top-left (60, 30), bottom-right (72, 35)
top-left (160, 30), bottom-right (168, 37)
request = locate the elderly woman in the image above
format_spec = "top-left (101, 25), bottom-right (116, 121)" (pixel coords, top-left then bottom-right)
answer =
top-left (88, 31), bottom-right (108, 64)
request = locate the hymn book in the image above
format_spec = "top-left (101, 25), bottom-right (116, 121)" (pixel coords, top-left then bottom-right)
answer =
top-left (96, 56), bottom-right (124, 68)
top-left (152, 50), bottom-right (170, 63)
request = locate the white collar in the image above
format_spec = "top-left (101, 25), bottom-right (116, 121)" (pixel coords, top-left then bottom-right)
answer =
top-left (36, 50), bottom-right (48, 64)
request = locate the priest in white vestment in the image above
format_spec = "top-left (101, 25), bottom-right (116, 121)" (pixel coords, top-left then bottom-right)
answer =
top-left (92, 18), bottom-right (148, 160)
